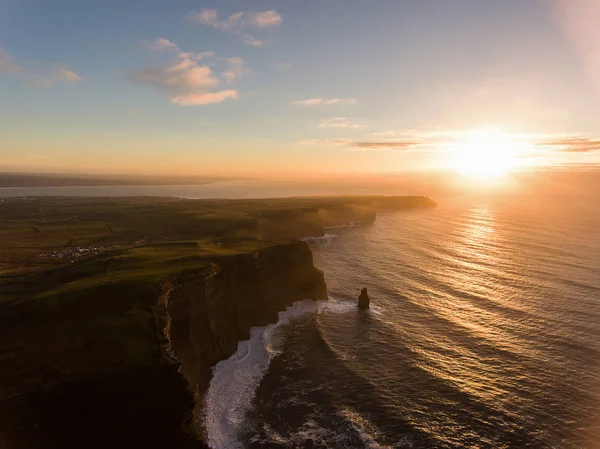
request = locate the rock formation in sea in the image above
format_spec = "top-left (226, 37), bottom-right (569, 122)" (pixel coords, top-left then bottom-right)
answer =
top-left (358, 287), bottom-right (370, 309)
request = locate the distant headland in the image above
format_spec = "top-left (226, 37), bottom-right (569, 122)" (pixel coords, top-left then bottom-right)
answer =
top-left (0, 172), bottom-right (230, 187)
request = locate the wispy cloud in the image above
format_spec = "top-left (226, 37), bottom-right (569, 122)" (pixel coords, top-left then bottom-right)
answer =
top-left (36, 68), bottom-right (82, 86)
top-left (538, 137), bottom-right (600, 153)
top-left (298, 138), bottom-right (423, 150)
top-left (318, 118), bottom-right (366, 129)
top-left (298, 138), bottom-right (354, 146)
top-left (299, 127), bottom-right (600, 161)
top-left (0, 46), bottom-right (23, 74)
top-left (143, 38), bottom-right (178, 52)
top-left (351, 141), bottom-right (422, 150)
top-left (221, 57), bottom-right (248, 84)
top-left (187, 9), bottom-right (281, 46)
top-left (188, 9), bottom-right (282, 30)
top-left (243, 35), bottom-right (264, 47)
top-left (250, 11), bottom-right (282, 28)
top-left (131, 41), bottom-right (245, 106)
top-left (171, 90), bottom-right (237, 106)
top-left (293, 98), bottom-right (358, 107)
top-left (0, 46), bottom-right (81, 86)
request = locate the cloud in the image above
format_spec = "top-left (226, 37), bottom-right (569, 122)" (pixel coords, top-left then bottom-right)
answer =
top-left (250, 11), bottom-right (282, 28)
top-left (143, 38), bottom-right (178, 52)
top-left (318, 118), bottom-right (365, 129)
top-left (187, 9), bottom-right (281, 31)
top-left (243, 35), bottom-right (264, 47)
top-left (36, 67), bottom-right (82, 86)
top-left (33, 67), bottom-right (82, 86)
top-left (0, 47), bottom-right (22, 74)
top-left (171, 90), bottom-right (238, 106)
top-left (297, 138), bottom-right (424, 150)
top-left (298, 139), bottom-right (354, 146)
top-left (293, 98), bottom-right (358, 107)
top-left (1, 46), bottom-right (81, 86)
top-left (372, 130), bottom-right (402, 137)
top-left (221, 56), bottom-right (248, 83)
top-left (538, 137), bottom-right (600, 153)
top-left (351, 141), bottom-right (421, 150)
top-left (131, 42), bottom-right (245, 106)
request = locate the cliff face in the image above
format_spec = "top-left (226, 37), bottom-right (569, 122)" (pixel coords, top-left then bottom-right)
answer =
top-left (256, 197), bottom-right (436, 241)
top-left (257, 205), bottom-right (376, 240)
top-left (164, 241), bottom-right (327, 437)
top-left (0, 241), bottom-right (326, 449)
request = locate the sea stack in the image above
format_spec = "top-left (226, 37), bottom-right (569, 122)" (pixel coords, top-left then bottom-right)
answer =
top-left (358, 288), bottom-right (370, 309)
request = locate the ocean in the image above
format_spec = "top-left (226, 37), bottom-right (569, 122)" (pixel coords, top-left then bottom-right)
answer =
top-left (203, 180), bottom-right (600, 448)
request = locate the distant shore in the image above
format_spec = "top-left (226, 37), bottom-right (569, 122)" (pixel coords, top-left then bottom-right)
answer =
top-left (0, 173), bottom-right (228, 188)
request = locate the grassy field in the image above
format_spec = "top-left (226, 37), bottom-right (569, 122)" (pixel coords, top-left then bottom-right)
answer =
top-left (0, 195), bottom-right (435, 278)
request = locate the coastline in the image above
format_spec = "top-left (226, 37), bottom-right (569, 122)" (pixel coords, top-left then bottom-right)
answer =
top-left (0, 195), bottom-right (435, 448)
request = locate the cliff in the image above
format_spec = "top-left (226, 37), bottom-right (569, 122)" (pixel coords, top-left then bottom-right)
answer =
top-left (0, 241), bottom-right (326, 449)
top-left (165, 241), bottom-right (327, 439)
top-left (0, 195), bottom-right (434, 448)
top-left (256, 196), bottom-right (436, 241)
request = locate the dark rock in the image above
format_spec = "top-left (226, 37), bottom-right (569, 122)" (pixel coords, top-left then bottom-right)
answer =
top-left (358, 288), bottom-right (370, 309)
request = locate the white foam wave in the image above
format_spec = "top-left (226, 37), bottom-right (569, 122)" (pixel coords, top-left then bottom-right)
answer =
top-left (204, 300), bottom-right (323, 449)
top-left (203, 298), bottom-right (359, 449)
top-left (324, 221), bottom-right (364, 230)
top-left (317, 298), bottom-right (358, 314)
top-left (338, 408), bottom-right (392, 449)
top-left (301, 233), bottom-right (337, 248)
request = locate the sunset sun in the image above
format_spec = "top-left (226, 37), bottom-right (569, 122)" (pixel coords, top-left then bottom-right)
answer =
top-left (448, 130), bottom-right (522, 178)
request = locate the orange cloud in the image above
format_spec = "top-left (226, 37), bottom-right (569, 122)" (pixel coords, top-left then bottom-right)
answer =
top-left (0, 47), bottom-right (80, 86)
top-left (318, 118), bottom-right (365, 129)
top-left (171, 90), bottom-right (238, 106)
top-left (143, 38), bottom-right (178, 52)
top-left (293, 98), bottom-right (358, 107)
top-left (539, 137), bottom-right (600, 153)
top-left (298, 139), bottom-right (423, 150)
top-left (351, 141), bottom-right (422, 150)
top-left (131, 43), bottom-right (244, 106)
top-left (298, 139), bottom-right (353, 146)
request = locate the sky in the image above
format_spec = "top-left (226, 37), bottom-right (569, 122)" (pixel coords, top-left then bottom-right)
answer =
top-left (1, 0), bottom-right (600, 176)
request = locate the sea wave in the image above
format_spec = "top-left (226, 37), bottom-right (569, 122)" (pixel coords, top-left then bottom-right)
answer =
top-left (204, 299), bottom-right (358, 449)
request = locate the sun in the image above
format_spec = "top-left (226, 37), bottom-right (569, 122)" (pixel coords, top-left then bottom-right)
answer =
top-left (447, 129), bottom-right (522, 178)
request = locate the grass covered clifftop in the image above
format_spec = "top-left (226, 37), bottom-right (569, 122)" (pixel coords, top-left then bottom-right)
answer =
top-left (0, 195), bottom-right (435, 448)
top-left (0, 195), bottom-right (435, 277)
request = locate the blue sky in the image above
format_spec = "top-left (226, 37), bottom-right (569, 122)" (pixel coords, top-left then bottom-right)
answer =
top-left (1, 0), bottom-right (600, 175)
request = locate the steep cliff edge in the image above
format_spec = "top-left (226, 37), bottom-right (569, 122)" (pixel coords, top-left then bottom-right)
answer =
top-left (164, 241), bottom-right (327, 439)
top-left (256, 196), bottom-right (436, 240)
top-left (0, 241), bottom-right (326, 449)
